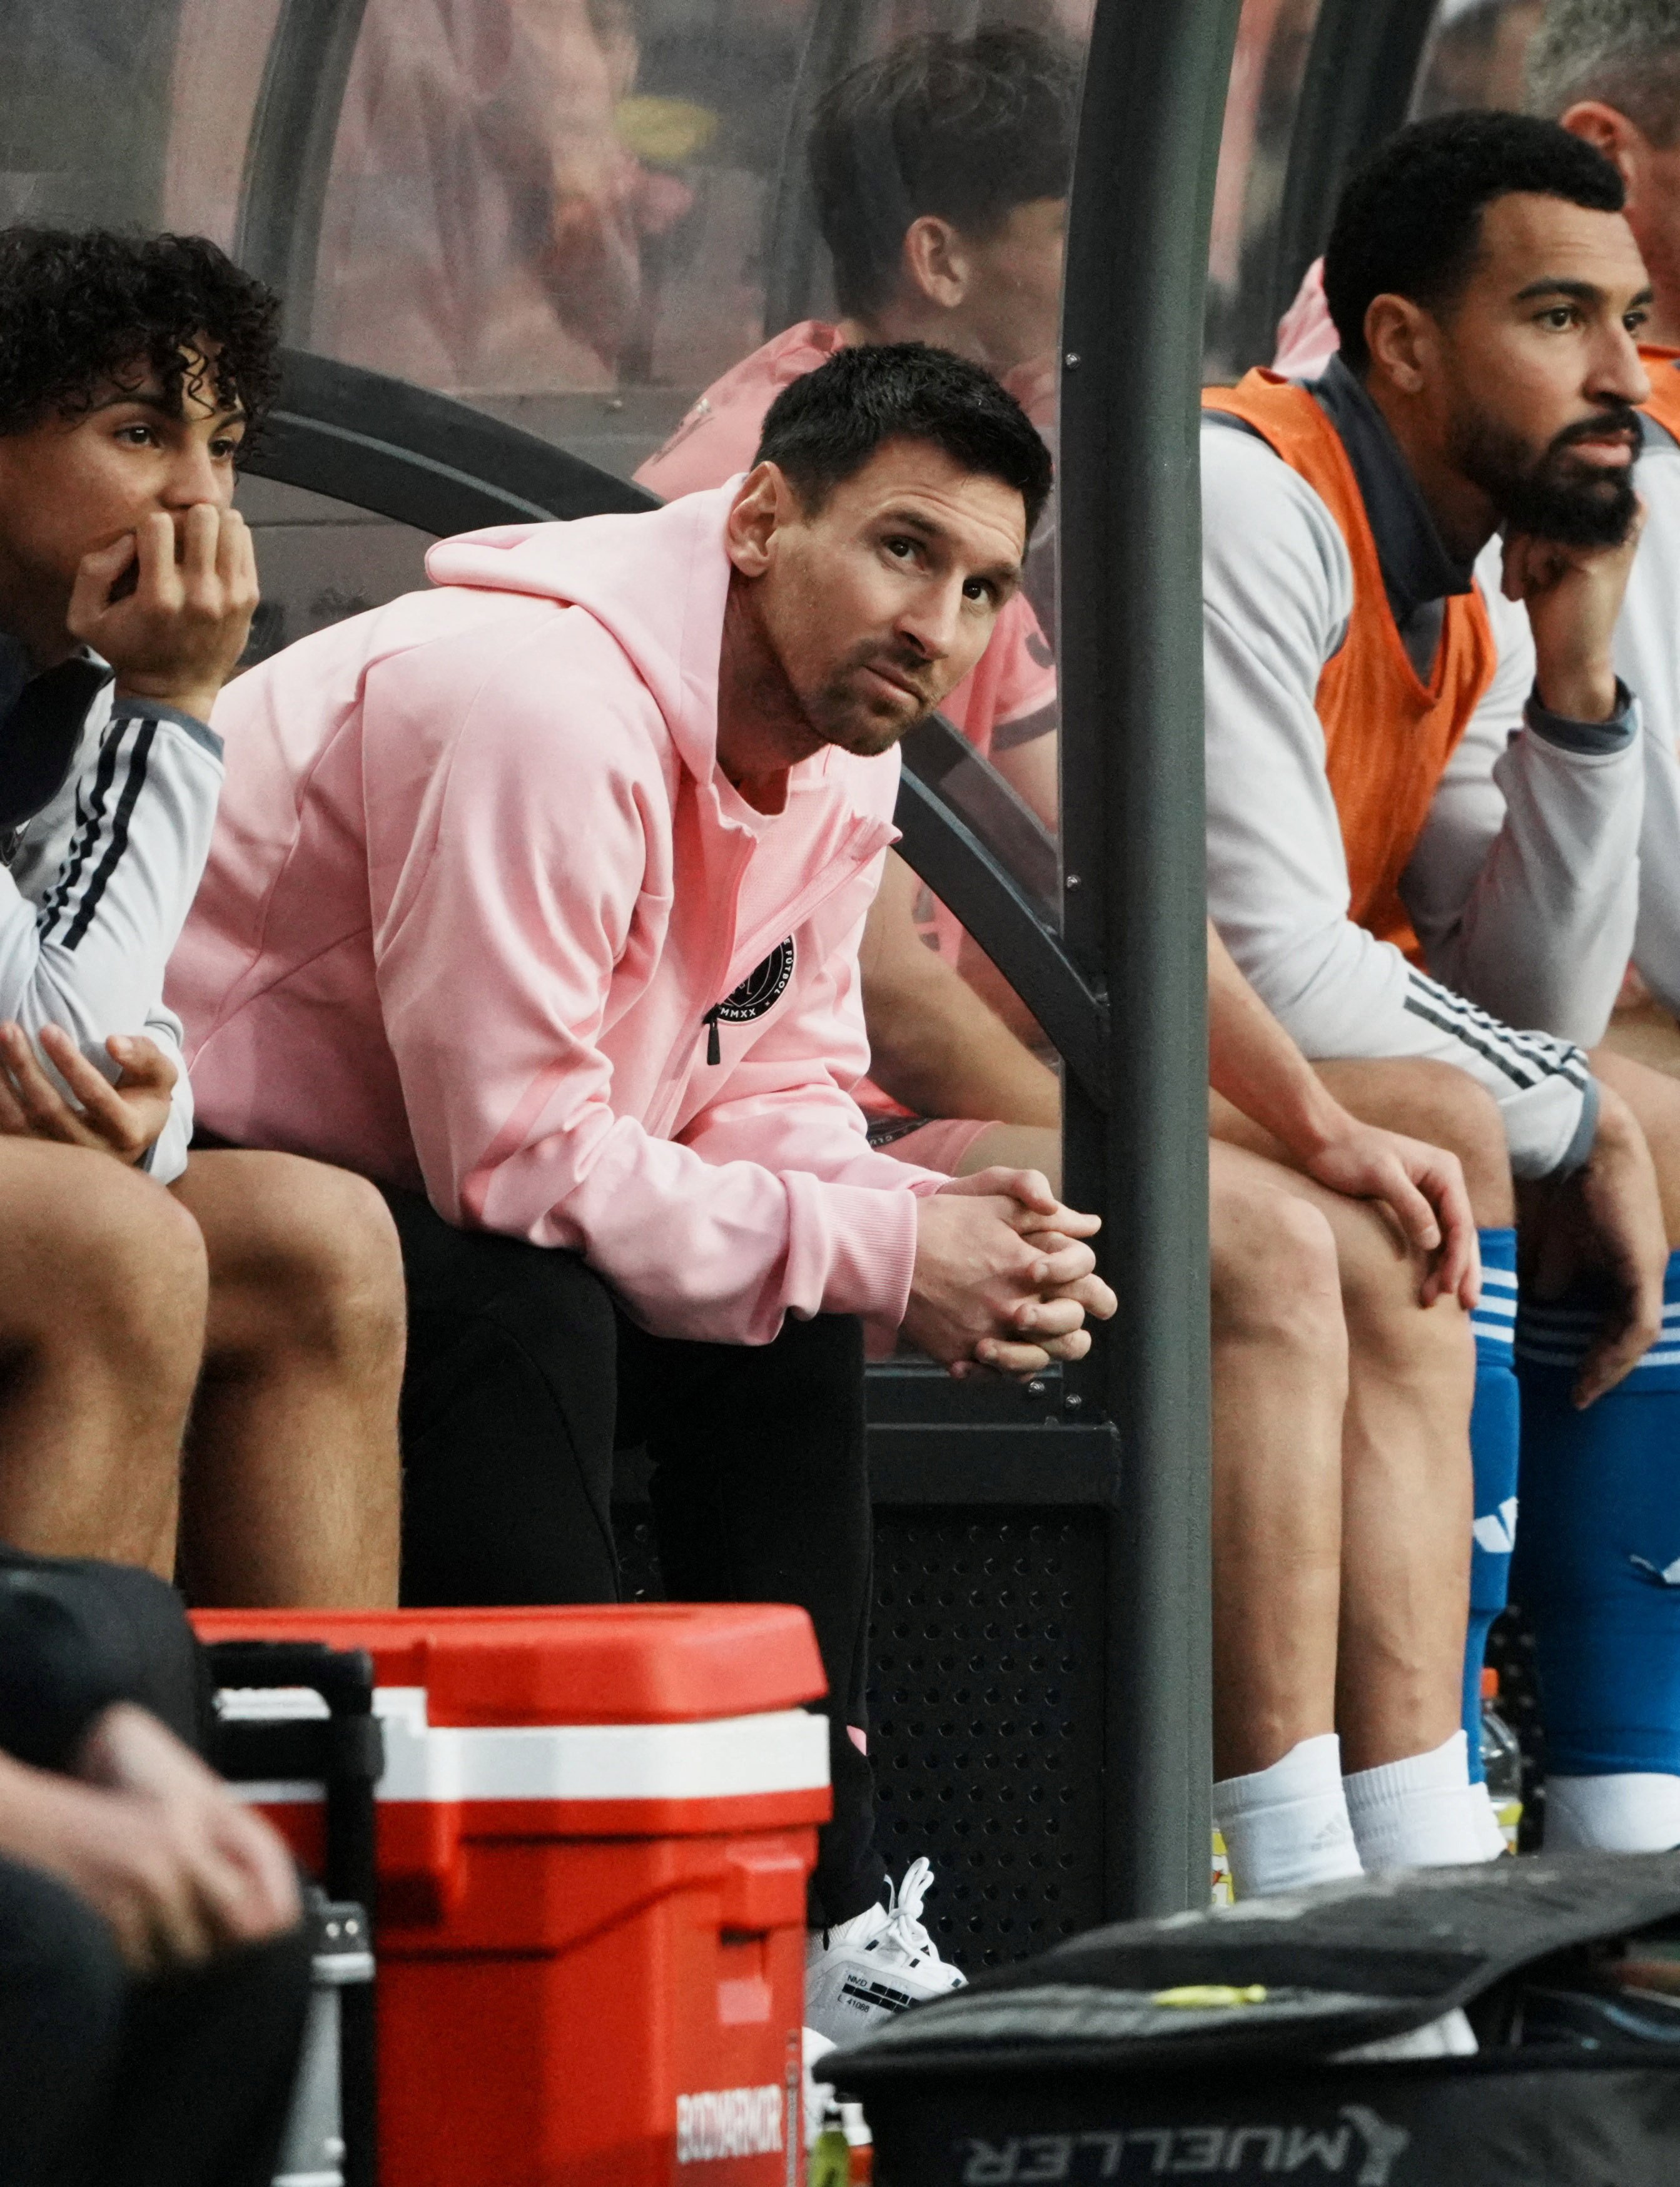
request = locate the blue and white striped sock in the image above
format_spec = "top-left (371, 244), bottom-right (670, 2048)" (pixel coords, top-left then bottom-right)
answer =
top-left (1464, 1230), bottom-right (1519, 1782)
top-left (1515, 1248), bottom-right (1680, 1783)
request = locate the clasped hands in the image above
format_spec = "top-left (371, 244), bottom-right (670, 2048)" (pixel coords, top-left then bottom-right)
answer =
top-left (905, 1165), bottom-right (1117, 1378)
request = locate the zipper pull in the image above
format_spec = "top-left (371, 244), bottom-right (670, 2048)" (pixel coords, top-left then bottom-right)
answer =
top-left (702, 1007), bottom-right (722, 1065)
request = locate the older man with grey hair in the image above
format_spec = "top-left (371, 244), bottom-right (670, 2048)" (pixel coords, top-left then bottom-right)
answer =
top-left (1531, 1), bottom-right (1680, 340)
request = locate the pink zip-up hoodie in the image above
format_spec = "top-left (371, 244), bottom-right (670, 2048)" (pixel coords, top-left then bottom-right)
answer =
top-left (168, 482), bottom-right (946, 1343)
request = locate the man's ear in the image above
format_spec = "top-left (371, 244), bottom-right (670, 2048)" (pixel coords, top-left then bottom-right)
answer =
top-left (725, 462), bottom-right (789, 577)
top-left (1561, 99), bottom-right (1646, 198)
top-left (1364, 292), bottom-right (1436, 398)
top-left (901, 215), bottom-right (969, 312)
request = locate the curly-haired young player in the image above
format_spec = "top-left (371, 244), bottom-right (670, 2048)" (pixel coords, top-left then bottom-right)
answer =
top-left (0, 226), bottom-right (403, 1606)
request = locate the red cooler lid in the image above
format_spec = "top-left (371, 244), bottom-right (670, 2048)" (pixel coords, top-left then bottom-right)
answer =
top-left (193, 1603), bottom-right (827, 1725)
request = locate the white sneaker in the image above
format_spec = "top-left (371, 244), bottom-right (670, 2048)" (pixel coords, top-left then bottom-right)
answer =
top-left (805, 1856), bottom-right (968, 2043)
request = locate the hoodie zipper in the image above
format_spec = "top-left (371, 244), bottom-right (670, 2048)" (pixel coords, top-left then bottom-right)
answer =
top-left (692, 812), bottom-right (893, 1070)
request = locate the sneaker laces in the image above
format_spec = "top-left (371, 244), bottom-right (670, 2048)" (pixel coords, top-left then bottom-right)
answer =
top-left (868, 1857), bottom-right (951, 1972)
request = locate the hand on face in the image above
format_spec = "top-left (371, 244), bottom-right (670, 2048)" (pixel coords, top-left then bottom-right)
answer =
top-left (1503, 492), bottom-right (1645, 721)
top-left (904, 1164), bottom-right (1116, 1378)
top-left (68, 503), bottom-right (256, 724)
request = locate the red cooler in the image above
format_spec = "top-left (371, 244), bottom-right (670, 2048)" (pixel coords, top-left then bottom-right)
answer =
top-left (193, 1605), bottom-right (829, 2186)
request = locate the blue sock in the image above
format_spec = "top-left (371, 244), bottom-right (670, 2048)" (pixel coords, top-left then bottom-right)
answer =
top-left (1464, 1229), bottom-right (1520, 1780)
top-left (1514, 1249), bottom-right (1680, 1776)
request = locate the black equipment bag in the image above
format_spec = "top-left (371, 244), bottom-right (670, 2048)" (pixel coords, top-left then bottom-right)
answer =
top-left (829, 1854), bottom-right (1680, 2186)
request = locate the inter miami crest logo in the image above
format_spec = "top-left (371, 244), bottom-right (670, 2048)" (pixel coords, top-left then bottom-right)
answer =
top-left (702, 938), bottom-right (796, 1061)
top-left (716, 938), bottom-right (796, 1024)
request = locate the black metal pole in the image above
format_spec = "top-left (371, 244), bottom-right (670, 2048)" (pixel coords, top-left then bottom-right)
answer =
top-left (1058, 0), bottom-right (1241, 1921)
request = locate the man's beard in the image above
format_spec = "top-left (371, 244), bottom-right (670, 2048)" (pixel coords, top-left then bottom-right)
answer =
top-left (1450, 402), bottom-right (1642, 547)
top-left (802, 641), bottom-right (941, 758)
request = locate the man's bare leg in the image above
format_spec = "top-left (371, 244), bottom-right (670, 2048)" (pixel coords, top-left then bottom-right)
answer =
top-left (1220, 1082), bottom-right (1479, 1770)
top-left (1209, 1135), bottom-right (1473, 1770)
top-left (1313, 1178), bottom-right (1474, 1771)
top-left (1591, 1046), bottom-right (1680, 1243)
top-left (955, 1122), bottom-right (1061, 1192)
top-left (0, 1141), bottom-right (205, 1570)
top-left (1208, 1142), bottom-right (1347, 1778)
top-left (171, 1152), bottom-right (404, 1607)
top-left (1599, 998), bottom-right (1680, 1086)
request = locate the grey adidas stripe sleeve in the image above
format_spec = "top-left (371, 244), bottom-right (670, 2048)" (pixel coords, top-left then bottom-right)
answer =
top-left (1202, 419), bottom-right (1633, 1179)
top-left (0, 689), bottom-right (223, 1183)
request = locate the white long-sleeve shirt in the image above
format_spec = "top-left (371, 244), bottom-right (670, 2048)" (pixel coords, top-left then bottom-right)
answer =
top-left (1607, 412), bottom-right (1680, 1013)
top-left (1202, 404), bottom-right (1644, 1177)
top-left (0, 641), bottom-right (222, 1182)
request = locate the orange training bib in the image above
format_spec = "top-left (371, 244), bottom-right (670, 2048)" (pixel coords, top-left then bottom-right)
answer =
top-left (1204, 370), bottom-right (1497, 958)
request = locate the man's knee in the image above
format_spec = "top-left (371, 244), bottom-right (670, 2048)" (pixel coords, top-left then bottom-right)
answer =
top-left (187, 1152), bottom-right (405, 1369)
top-left (1592, 1046), bottom-right (1680, 1225)
top-left (1210, 1164), bottom-right (1346, 1371)
top-left (4, 1151), bottom-right (207, 1381)
top-left (1340, 1241), bottom-right (1475, 1393)
top-left (1316, 1057), bottom-right (1513, 1225)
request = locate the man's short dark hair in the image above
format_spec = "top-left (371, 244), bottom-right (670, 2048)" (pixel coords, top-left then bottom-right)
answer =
top-left (808, 28), bottom-right (1079, 322)
top-left (1323, 111), bottom-right (1626, 370)
top-left (1528, 1), bottom-right (1680, 146)
top-left (0, 228), bottom-right (280, 444)
top-left (753, 342), bottom-right (1053, 538)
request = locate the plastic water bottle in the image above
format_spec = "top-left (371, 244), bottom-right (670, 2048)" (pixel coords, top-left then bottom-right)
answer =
top-left (1211, 1828), bottom-right (1233, 1907)
top-left (809, 2104), bottom-right (851, 2187)
top-left (1480, 1666), bottom-right (1524, 1855)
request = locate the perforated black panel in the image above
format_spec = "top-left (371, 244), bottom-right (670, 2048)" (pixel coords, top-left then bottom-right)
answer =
top-left (868, 1510), bottom-right (1108, 1967)
top-left (612, 1503), bottom-right (1110, 1971)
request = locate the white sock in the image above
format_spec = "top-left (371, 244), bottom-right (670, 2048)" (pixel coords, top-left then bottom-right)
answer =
top-left (1469, 1780), bottom-right (1511, 1860)
top-left (1213, 1732), bottom-right (1363, 1898)
top-left (1343, 1730), bottom-right (1493, 1871)
top-left (1546, 1772), bottom-right (1680, 1852)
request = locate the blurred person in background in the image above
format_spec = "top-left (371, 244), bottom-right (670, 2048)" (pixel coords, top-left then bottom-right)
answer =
top-left (313, 0), bottom-right (696, 393)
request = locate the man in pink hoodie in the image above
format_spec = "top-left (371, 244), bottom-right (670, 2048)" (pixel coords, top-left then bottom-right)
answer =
top-left (169, 341), bottom-right (1115, 2034)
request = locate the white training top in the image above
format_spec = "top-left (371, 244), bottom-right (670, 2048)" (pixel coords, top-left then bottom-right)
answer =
top-left (0, 652), bottom-right (221, 1184)
top-left (1202, 416), bottom-right (1645, 1178)
top-left (1614, 414), bottom-right (1680, 1014)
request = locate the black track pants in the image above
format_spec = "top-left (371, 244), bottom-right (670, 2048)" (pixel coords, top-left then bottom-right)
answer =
top-left (0, 1854), bottom-right (310, 2187)
top-left (385, 1185), bottom-right (884, 1925)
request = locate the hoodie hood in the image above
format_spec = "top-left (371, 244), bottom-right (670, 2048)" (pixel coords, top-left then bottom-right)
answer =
top-left (424, 479), bottom-right (744, 785)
